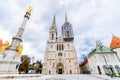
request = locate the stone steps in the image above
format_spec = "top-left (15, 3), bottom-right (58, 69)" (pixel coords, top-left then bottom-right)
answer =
top-left (0, 74), bottom-right (42, 79)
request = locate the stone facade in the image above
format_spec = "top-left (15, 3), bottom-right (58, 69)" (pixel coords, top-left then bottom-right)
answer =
top-left (88, 41), bottom-right (120, 75)
top-left (42, 15), bottom-right (79, 74)
top-left (79, 58), bottom-right (90, 74)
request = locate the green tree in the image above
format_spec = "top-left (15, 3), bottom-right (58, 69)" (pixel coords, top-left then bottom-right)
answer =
top-left (18, 55), bottom-right (30, 74)
top-left (33, 60), bottom-right (43, 74)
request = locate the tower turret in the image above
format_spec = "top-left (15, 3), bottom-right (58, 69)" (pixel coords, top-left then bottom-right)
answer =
top-left (9, 6), bottom-right (32, 50)
top-left (62, 14), bottom-right (74, 41)
top-left (49, 15), bottom-right (57, 42)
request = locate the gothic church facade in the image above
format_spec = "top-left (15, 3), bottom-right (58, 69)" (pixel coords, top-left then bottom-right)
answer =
top-left (42, 15), bottom-right (80, 74)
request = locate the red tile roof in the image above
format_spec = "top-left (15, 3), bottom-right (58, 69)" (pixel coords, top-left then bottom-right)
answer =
top-left (110, 36), bottom-right (120, 49)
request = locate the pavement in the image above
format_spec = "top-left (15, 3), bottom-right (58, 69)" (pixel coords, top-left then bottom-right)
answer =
top-left (0, 74), bottom-right (120, 80)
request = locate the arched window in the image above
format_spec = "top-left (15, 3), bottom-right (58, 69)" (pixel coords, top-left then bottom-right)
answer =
top-left (103, 65), bottom-right (109, 74)
top-left (58, 53), bottom-right (62, 57)
top-left (62, 44), bottom-right (64, 50)
top-left (53, 63), bottom-right (55, 67)
top-left (59, 44), bottom-right (61, 50)
top-left (67, 31), bottom-right (69, 37)
top-left (115, 65), bottom-right (120, 74)
top-left (52, 34), bottom-right (54, 40)
top-left (57, 44), bottom-right (58, 51)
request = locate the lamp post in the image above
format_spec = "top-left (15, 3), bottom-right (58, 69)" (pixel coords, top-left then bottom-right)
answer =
top-left (99, 46), bottom-right (110, 75)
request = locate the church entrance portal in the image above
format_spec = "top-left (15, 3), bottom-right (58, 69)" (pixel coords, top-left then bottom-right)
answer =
top-left (58, 69), bottom-right (62, 74)
top-left (56, 63), bottom-right (64, 74)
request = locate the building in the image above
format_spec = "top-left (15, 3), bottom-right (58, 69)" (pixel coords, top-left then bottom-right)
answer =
top-left (42, 15), bottom-right (80, 74)
top-left (110, 35), bottom-right (120, 61)
top-left (110, 35), bottom-right (120, 75)
top-left (79, 57), bottom-right (90, 74)
top-left (88, 40), bottom-right (120, 75)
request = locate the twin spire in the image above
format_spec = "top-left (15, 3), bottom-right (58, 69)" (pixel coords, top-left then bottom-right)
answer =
top-left (53, 14), bottom-right (56, 24)
top-left (65, 13), bottom-right (68, 23)
top-left (52, 14), bottom-right (68, 25)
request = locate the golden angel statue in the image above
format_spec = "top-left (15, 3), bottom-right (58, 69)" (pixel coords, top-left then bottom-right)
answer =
top-left (27, 6), bottom-right (32, 14)
top-left (17, 44), bottom-right (23, 54)
top-left (0, 41), bottom-right (9, 53)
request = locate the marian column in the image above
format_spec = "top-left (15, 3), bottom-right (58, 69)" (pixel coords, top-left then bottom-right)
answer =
top-left (9, 6), bottom-right (32, 50)
top-left (0, 7), bottom-right (32, 74)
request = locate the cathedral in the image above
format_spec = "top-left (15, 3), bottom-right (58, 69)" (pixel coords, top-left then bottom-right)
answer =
top-left (42, 14), bottom-right (80, 74)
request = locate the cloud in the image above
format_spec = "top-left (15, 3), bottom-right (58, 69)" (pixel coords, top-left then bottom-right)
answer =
top-left (0, 0), bottom-right (120, 63)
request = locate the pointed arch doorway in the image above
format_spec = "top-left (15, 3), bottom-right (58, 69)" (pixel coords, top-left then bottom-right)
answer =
top-left (56, 63), bottom-right (64, 74)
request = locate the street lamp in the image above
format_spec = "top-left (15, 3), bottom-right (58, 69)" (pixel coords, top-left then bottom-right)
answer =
top-left (99, 45), bottom-right (110, 75)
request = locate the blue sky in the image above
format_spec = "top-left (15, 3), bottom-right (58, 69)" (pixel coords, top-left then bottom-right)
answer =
top-left (0, 0), bottom-right (120, 63)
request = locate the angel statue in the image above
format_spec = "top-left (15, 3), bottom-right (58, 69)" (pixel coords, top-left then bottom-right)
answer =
top-left (17, 44), bottom-right (23, 54)
top-left (0, 41), bottom-right (9, 53)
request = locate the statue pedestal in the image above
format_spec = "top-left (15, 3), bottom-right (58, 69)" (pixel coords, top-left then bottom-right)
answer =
top-left (0, 50), bottom-right (21, 74)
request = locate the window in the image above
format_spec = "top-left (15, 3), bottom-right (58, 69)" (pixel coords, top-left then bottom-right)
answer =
top-left (59, 44), bottom-right (61, 50)
top-left (115, 65), bottom-right (120, 74)
top-left (58, 53), bottom-right (62, 57)
top-left (103, 65), bottom-right (109, 74)
top-left (67, 31), bottom-right (69, 37)
top-left (53, 63), bottom-right (55, 67)
top-left (57, 44), bottom-right (64, 51)
top-left (62, 44), bottom-right (64, 50)
top-left (52, 34), bottom-right (54, 40)
top-left (57, 44), bottom-right (58, 51)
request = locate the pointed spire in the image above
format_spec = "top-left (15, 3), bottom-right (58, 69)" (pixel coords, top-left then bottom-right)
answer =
top-left (65, 13), bottom-right (68, 23)
top-left (53, 14), bottom-right (56, 24)
top-left (50, 14), bottom-right (57, 30)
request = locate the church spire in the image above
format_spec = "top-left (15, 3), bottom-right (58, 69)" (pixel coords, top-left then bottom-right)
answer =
top-left (53, 14), bottom-right (56, 24)
top-left (49, 15), bottom-right (57, 42)
top-left (62, 14), bottom-right (74, 41)
top-left (65, 13), bottom-right (68, 23)
top-left (50, 14), bottom-right (56, 29)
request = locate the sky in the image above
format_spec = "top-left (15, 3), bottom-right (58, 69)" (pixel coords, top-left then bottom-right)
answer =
top-left (0, 0), bottom-right (120, 63)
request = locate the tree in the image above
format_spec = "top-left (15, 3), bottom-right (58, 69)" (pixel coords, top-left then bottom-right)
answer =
top-left (33, 60), bottom-right (43, 73)
top-left (18, 55), bottom-right (30, 74)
